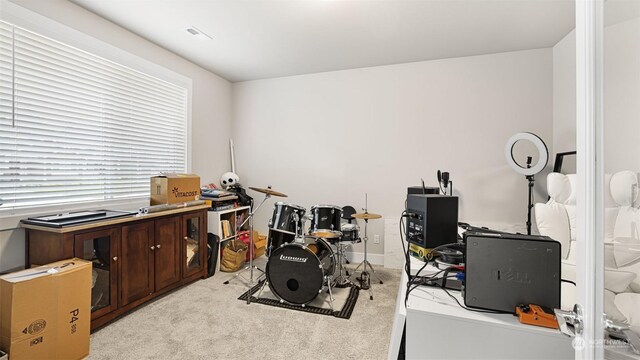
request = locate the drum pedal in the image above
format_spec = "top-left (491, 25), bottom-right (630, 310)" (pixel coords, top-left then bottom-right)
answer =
top-left (358, 271), bottom-right (371, 290)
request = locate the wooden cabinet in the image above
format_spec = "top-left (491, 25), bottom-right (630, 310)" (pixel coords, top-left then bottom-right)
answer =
top-left (23, 206), bottom-right (208, 330)
top-left (154, 216), bottom-right (181, 291)
top-left (182, 212), bottom-right (206, 279)
top-left (120, 221), bottom-right (155, 307)
top-left (74, 227), bottom-right (119, 320)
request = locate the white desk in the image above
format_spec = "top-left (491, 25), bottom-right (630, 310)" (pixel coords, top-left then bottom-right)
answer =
top-left (389, 259), bottom-right (574, 360)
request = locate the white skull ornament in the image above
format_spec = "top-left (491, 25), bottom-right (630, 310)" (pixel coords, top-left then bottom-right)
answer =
top-left (220, 172), bottom-right (240, 189)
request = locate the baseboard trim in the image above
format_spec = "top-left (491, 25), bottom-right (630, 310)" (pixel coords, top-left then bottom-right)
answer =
top-left (344, 251), bottom-right (384, 266)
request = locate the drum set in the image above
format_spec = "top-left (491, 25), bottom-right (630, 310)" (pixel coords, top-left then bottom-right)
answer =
top-left (244, 186), bottom-right (383, 309)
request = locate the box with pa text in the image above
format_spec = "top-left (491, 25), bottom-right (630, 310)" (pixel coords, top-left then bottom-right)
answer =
top-left (0, 259), bottom-right (91, 360)
top-left (150, 173), bottom-right (201, 205)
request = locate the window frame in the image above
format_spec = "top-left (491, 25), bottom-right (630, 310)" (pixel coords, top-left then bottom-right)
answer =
top-left (0, 1), bottom-right (193, 230)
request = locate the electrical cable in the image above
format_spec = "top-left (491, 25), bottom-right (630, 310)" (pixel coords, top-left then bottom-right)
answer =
top-left (399, 210), bottom-right (407, 262)
top-left (561, 279), bottom-right (576, 286)
top-left (400, 209), bottom-right (410, 282)
top-left (415, 273), bottom-right (459, 284)
top-left (400, 207), bottom-right (413, 307)
top-left (405, 268), bottom-right (447, 305)
top-left (404, 261), bottom-right (437, 305)
top-left (430, 242), bottom-right (464, 253)
top-left (401, 200), bottom-right (463, 306)
top-left (401, 197), bottom-right (447, 305)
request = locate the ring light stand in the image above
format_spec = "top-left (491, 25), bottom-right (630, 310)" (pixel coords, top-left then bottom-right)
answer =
top-left (505, 132), bottom-right (549, 235)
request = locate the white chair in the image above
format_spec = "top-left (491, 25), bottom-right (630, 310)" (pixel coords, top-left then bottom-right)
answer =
top-left (535, 171), bottom-right (640, 335)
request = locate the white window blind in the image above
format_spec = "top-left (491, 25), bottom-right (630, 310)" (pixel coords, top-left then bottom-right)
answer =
top-left (0, 21), bottom-right (187, 210)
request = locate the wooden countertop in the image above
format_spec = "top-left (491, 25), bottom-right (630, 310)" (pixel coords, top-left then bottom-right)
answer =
top-left (20, 204), bottom-right (210, 233)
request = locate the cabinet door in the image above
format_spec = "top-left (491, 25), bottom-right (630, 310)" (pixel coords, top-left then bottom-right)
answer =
top-left (154, 216), bottom-right (181, 291)
top-left (183, 212), bottom-right (206, 278)
top-left (120, 221), bottom-right (155, 306)
top-left (74, 227), bottom-right (119, 320)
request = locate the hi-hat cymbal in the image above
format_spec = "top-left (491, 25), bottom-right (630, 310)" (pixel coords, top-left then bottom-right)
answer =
top-left (248, 186), bottom-right (288, 198)
top-left (352, 212), bottom-right (382, 220)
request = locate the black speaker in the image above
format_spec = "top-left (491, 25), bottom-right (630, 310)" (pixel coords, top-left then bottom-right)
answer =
top-left (406, 194), bottom-right (458, 250)
top-left (407, 186), bottom-right (440, 195)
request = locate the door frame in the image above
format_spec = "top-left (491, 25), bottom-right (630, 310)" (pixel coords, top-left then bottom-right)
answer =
top-left (575, 0), bottom-right (605, 358)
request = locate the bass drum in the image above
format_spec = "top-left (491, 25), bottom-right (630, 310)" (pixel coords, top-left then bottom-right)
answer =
top-left (266, 229), bottom-right (295, 257)
top-left (266, 237), bottom-right (336, 305)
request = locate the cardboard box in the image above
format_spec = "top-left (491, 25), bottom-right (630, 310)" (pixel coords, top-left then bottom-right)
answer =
top-left (150, 173), bottom-right (200, 205)
top-left (238, 231), bottom-right (267, 261)
top-left (254, 233), bottom-right (267, 258)
top-left (0, 259), bottom-right (91, 360)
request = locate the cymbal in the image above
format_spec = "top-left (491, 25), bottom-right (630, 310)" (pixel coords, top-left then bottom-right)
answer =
top-left (248, 186), bottom-right (288, 198)
top-left (352, 212), bottom-right (382, 220)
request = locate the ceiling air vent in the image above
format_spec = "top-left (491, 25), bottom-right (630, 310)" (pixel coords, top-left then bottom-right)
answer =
top-left (185, 26), bottom-right (213, 40)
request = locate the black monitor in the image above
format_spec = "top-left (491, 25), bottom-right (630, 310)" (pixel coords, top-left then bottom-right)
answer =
top-left (553, 151), bottom-right (577, 174)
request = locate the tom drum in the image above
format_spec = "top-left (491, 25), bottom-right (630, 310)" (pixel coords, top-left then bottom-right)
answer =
top-left (338, 223), bottom-right (361, 243)
top-left (268, 202), bottom-right (306, 235)
top-left (308, 205), bottom-right (342, 239)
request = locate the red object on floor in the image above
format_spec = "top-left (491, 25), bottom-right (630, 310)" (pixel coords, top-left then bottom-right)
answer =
top-left (238, 231), bottom-right (253, 261)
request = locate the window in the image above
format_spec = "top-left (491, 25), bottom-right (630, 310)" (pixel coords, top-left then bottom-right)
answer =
top-left (0, 20), bottom-right (188, 210)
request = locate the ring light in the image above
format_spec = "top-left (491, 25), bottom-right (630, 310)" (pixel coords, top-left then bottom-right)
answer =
top-left (505, 132), bottom-right (549, 176)
top-left (505, 132), bottom-right (549, 235)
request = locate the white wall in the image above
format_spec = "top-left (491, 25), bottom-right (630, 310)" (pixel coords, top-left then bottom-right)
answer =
top-left (553, 30), bottom-right (577, 156)
top-left (553, 17), bottom-right (640, 173)
top-left (604, 18), bottom-right (640, 172)
top-left (0, 0), bottom-right (232, 272)
top-left (232, 48), bottom-right (554, 255)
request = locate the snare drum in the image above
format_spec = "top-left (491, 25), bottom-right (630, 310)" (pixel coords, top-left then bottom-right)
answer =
top-left (308, 205), bottom-right (342, 239)
top-left (268, 202), bottom-right (306, 235)
top-left (338, 223), bottom-right (361, 243)
top-left (266, 237), bottom-right (336, 304)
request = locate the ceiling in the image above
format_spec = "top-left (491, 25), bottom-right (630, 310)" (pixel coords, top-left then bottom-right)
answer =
top-left (70, 0), bottom-right (576, 83)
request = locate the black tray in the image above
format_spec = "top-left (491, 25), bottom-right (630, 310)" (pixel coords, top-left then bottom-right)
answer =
top-left (22, 210), bottom-right (135, 228)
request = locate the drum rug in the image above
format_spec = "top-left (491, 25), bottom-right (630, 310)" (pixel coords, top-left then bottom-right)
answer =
top-left (238, 280), bottom-right (360, 319)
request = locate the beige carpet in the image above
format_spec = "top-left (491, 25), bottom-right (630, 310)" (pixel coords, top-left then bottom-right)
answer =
top-left (88, 256), bottom-right (401, 360)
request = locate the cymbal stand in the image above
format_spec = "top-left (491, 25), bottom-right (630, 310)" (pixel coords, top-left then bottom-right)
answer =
top-left (349, 195), bottom-right (383, 300)
top-left (223, 192), bottom-right (271, 305)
